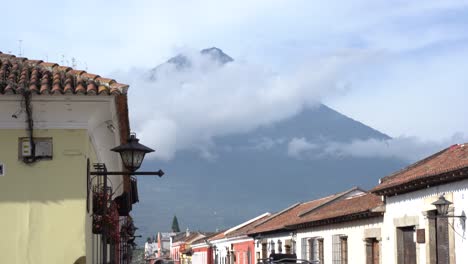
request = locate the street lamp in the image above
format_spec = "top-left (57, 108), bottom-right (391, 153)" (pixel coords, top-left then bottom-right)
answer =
top-left (432, 195), bottom-right (452, 216)
top-left (89, 132), bottom-right (165, 263)
top-left (431, 194), bottom-right (466, 221)
top-left (111, 133), bottom-right (154, 172)
top-left (91, 133), bottom-right (164, 177)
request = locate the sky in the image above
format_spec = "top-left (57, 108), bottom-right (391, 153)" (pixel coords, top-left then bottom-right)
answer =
top-left (2, 0), bottom-right (468, 158)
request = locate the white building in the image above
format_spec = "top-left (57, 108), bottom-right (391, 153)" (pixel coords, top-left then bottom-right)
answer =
top-left (290, 193), bottom-right (384, 264)
top-left (247, 188), bottom-right (369, 263)
top-left (372, 143), bottom-right (468, 264)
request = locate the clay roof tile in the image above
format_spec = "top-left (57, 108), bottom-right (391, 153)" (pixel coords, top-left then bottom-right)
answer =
top-left (0, 51), bottom-right (128, 96)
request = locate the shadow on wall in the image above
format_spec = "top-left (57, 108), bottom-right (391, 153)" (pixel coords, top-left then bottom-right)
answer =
top-left (74, 256), bottom-right (86, 264)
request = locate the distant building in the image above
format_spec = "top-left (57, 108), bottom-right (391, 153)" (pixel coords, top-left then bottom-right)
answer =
top-left (206, 213), bottom-right (270, 264)
top-left (171, 230), bottom-right (210, 264)
top-left (158, 232), bottom-right (175, 258)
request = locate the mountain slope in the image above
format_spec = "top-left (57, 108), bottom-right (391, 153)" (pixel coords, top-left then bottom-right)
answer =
top-left (132, 48), bottom-right (406, 243)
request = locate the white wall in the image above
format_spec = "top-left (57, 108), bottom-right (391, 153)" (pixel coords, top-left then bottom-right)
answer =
top-left (211, 237), bottom-right (252, 264)
top-left (193, 251), bottom-right (208, 264)
top-left (253, 232), bottom-right (293, 261)
top-left (381, 179), bottom-right (468, 264)
top-left (296, 217), bottom-right (382, 264)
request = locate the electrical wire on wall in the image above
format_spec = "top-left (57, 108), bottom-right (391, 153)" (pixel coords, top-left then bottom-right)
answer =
top-left (21, 89), bottom-right (37, 164)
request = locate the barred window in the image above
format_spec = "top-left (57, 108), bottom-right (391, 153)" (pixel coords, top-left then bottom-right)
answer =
top-left (301, 238), bottom-right (308, 259)
top-left (308, 237), bottom-right (324, 263)
top-left (332, 235), bottom-right (347, 264)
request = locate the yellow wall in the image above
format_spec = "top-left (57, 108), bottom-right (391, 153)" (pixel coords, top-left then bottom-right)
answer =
top-left (0, 129), bottom-right (94, 264)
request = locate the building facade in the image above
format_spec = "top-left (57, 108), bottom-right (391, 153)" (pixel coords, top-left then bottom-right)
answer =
top-left (0, 52), bottom-right (135, 264)
top-left (372, 143), bottom-right (468, 264)
top-left (289, 193), bottom-right (384, 264)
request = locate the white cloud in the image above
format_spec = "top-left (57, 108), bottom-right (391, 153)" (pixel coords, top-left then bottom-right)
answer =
top-left (250, 137), bottom-right (286, 151)
top-left (124, 49), bottom-right (369, 160)
top-left (287, 137), bottom-right (318, 158)
top-left (289, 133), bottom-right (467, 162)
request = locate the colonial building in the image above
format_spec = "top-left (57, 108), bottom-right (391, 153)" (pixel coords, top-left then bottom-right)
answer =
top-left (247, 187), bottom-right (365, 262)
top-left (191, 232), bottom-right (224, 264)
top-left (287, 192), bottom-right (384, 264)
top-left (207, 213), bottom-right (270, 264)
top-left (158, 232), bottom-right (175, 258)
top-left (0, 51), bottom-right (136, 263)
top-left (372, 143), bottom-right (468, 264)
top-left (171, 230), bottom-right (209, 264)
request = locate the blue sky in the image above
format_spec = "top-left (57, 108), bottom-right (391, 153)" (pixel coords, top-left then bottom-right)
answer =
top-left (2, 0), bottom-right (468, 147)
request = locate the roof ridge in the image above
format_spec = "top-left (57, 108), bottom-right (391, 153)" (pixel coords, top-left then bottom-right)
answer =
top-left (253, 203), bottom-right (301, 228)
top-left (297, 187), bottom-right (364, 217)
top-left (224, 212), bottom-right (271, 235)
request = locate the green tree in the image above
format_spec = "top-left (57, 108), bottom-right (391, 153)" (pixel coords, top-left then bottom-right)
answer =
top-left (171, 215), bottom-right (180, 232)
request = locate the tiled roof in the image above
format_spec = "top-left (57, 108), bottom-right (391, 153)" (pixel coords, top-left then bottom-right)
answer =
top-left (372, 143), bottom-right (468, 195)
top-left (286, 193), bottom-right (383, 227)
top-left (209, 231), bottom-right (227, 241)
top-left (225, 214), bottom-right (271, 238)
top-left (192, 232), bottom-right (221, 245)
top-left (0, 52), bottom-right (128, 95)
top-left (173, 232), bottom-right (205, 244)
top-left (247, 195), bottom-right (338, 235)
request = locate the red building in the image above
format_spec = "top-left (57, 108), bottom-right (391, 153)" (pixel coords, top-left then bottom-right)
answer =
top-left (171, 231), bottom-right (209, 264)
top-left (191, 237), bottom-right (215, 264)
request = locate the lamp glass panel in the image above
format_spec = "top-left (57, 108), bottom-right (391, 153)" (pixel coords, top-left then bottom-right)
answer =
top-left (132, 151), bottom-right (145, 170)
top-left (438, 203), bottom-right (450, 216)
top-left (121, 151), bottom-right (134, 169)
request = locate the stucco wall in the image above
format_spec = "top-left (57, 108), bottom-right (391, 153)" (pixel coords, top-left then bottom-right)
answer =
top-left (233, 240), bottom-right (255, 264)
top-left (193, 247), bottom-right (211, 264)
top-left (296, 217), bottom-right (383, 264)
top-left (0, 129), bottom-right (93, 264)
top-left (253, 232), bottom-right (292, 261)
top-left (382, 179), bottom-right (468, 264)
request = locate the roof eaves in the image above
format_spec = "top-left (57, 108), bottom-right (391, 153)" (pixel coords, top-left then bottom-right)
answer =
top-left (372, 167), bottom-right (468, 196)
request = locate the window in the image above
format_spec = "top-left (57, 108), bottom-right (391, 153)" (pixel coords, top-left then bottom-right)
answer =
top-left (284, 239), bottom-right (291, 254)
top-left (261, 243), bottom-right (268, 259)
top-left (332, 235), bottom-right (347, 264)
top-left (308, 237), bottom-right (324, 263)
top-left (277, 240), bottom-right (282, 253)
top-left (301, 238), bottom-right (308, 259)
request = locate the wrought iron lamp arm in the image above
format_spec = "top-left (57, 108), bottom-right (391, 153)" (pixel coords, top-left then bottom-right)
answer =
top-left (90, 169), bottom-right (164, 177)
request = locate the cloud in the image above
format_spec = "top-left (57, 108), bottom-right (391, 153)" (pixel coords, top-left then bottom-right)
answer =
top-left (288, 133), bottom-right (467, 162)
top-left (287, 137), bottom-right (318, 158)
top-left (123, 49), bottom-right (371, 160)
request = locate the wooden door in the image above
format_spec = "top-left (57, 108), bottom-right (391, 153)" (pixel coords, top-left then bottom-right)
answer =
top-left (397, 227), bottom-right (416, 264)
top-left (436, 217), bottom-right (449, 264)
top-left (366, 238), bottom-right (379, 264)
top-left (372, 239), bottom-right (380, 264)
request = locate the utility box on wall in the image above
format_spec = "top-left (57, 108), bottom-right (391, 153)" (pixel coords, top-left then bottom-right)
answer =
top-left (18, 138), bottom-right (53, 160)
